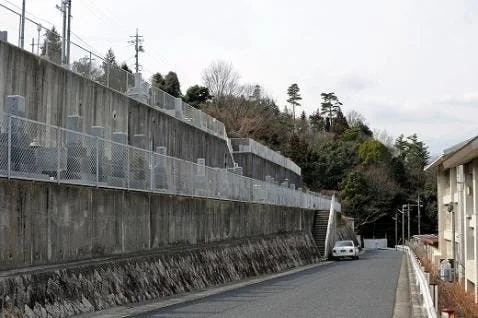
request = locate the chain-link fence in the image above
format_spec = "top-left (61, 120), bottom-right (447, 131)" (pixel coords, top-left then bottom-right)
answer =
top-left (0, 113), bottom-right (338, 211)
top-left (1, 4), bottom-right (228, 140)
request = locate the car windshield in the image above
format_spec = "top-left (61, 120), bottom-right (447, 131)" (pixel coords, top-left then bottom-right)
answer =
top-left (335, 241), bottom-right (354, 247)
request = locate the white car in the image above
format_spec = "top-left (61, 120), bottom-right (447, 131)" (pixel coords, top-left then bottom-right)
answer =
top-left (332, 240), bottom-right (360, 260)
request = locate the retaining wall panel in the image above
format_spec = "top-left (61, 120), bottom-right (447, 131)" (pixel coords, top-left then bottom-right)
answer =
top-left (0, 178), bottom-right (318, 270)
top-left (0, 41), bottom-right (234, 168)
top-left (29, 183), bottom-right (48, 265)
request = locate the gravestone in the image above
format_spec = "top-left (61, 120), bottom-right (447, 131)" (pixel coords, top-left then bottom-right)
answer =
top-left (194, 158), bottom-right (207, 196)
top-left (109, 132), bottom-right (127, 187)
top-left (90, 126), bottom-right (105, 182)
top-left (130, 134), bottom-right (147, 189)
top-left (6, 95), bottom-right (30, 173)
top-left (65, 116), bottom-right (83, 180)
top-left (153, 146), bottom-right (168, 190)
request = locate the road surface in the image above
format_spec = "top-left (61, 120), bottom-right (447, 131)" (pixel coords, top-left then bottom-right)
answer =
top-left (136, 249), bottom-right (403, 318)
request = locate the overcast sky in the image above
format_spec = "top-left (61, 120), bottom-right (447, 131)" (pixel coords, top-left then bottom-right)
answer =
top-left (2, 0), bottom-right (478, 155)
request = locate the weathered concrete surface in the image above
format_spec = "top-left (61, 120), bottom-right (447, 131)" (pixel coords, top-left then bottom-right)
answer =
top-left (0, 233), bottom-right (320, 317)
top-left (0, 40), bottom-right (233, 168)
top-left (0, 178), bottom-right (315, 270)
top-left (232, 152), bottom-right (302, 187)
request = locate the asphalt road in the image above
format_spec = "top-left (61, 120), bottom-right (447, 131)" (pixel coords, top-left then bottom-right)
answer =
top-left (137, 249), bottom-right (403, 318)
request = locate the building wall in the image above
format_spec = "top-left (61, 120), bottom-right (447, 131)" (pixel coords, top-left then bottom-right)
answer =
top-left (436, 159), bottom-right (478, 300)
top-left (0, 40), bottom-right (233, 168)
top-left (0, 178), bottom-right (316, 270)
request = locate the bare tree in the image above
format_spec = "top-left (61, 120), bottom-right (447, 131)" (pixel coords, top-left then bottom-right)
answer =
top-left (346, 110), bottom-right (366, 127)
top-left (202, 60), bottom-right (241, 101)
top-left (373, 129), bottom-right (395, 149)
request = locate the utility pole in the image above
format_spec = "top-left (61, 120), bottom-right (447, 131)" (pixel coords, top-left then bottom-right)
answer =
top-left (129, 28), bottom-right (144, 73)
top-left (20, 0), bottom-right (25, 48)
top-left (57, 0), bottom-right (67, 64)
top-left (417, 194), bottom-right (421, 235)
top-left (407, 203), bottom-right (410, 241)
top-left (36, 23), bottom-right (41, 55)
top-left (66, 0), bottom-right (72, 64)
top-left (401, 205), bottom-right (406, 245)
top-left (394, 210), bottom-right (398, 247)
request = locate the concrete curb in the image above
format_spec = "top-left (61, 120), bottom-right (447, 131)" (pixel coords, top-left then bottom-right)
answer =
top-left (79, 261), bottom-right (332, 318)
top-left (392, 253), bottom-right (412, 317)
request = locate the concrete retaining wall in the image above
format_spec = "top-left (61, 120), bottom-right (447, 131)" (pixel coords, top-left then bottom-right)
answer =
top-left (233, 152), bottom-right (302, 187)
top-left (0, 40), bottom-right (233, 168)
top-left (0, 178), bottom-right (315, 270)
top-left (0, 232), bottom-right (320, 317)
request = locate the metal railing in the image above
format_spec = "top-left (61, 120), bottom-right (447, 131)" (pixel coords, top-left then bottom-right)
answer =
top-left (0, 113), bottom-right (338, 211)
top-left (231, 138), bottom-right (301, 175)
top-left (0, 4), bottom-right (227, 140)
top-left (398, 245), bottom-right (437, 318)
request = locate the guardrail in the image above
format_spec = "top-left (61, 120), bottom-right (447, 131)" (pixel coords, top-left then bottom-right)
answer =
top-left (0, 4), bottom-right (227, 140)
top-left (0, 112), bottom-right (338, 211)
top-left (397, 245), bottom-right (437, 318)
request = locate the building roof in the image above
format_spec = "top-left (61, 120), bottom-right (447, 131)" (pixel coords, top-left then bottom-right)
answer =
top-left (424, 135), bottom-right (478, 171)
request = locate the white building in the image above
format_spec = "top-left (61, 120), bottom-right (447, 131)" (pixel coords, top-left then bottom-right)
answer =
top-left (425, 136), bottom-right (478, 302)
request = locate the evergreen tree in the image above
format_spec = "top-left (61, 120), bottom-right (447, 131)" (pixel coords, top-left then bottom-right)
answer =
top-left (286, 83), bottom-right (302, 131)
top-left (72, 56), bottom-right (102, 80)
top-left (163, 72), bottom-right (182, 97)
top-left (98, 49), bottom-right (129, 92)
top-left (121, 62), bottom-right (133, 74)
top-left (41, 26), bottom-right (62, 64)
top-left (298, 111), bottom-right (309, 135)
top-left (151, 72), bottom-right (165, 89)
top-left (252, 85), bottom-right (261, 101)
top-left (183, 85), bottom-right (212, 108)
top-left (331, 110), bottom-right (350, 134)
top-left (309, 110), bottom-right (325, 132)
top-left (320, 92), bottom-right (342, 131)
top-left (394, 134), bottom-right (430, 192)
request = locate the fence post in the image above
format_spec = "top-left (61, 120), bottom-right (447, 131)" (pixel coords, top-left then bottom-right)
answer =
top-left (17, 15), bottom-right (21, 47)
top-left (126, 146), bottom-right (130, 190)
top-left (7, 115), bottom-right (11, 179)
top-left (125, 71), bottom-right (129, 93)
top-left (88, 51), bottom-right (92, 79)
top-left (95, 136), bottom-right (99, 186)
top-left (106, 60), bottom-right (110, 88)
top-left (430, 282), bottom-right (438, 314)
top-left (57, 129), bottom-right (61, 183)
top-left (150, 151), bottom-right (153, 191)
